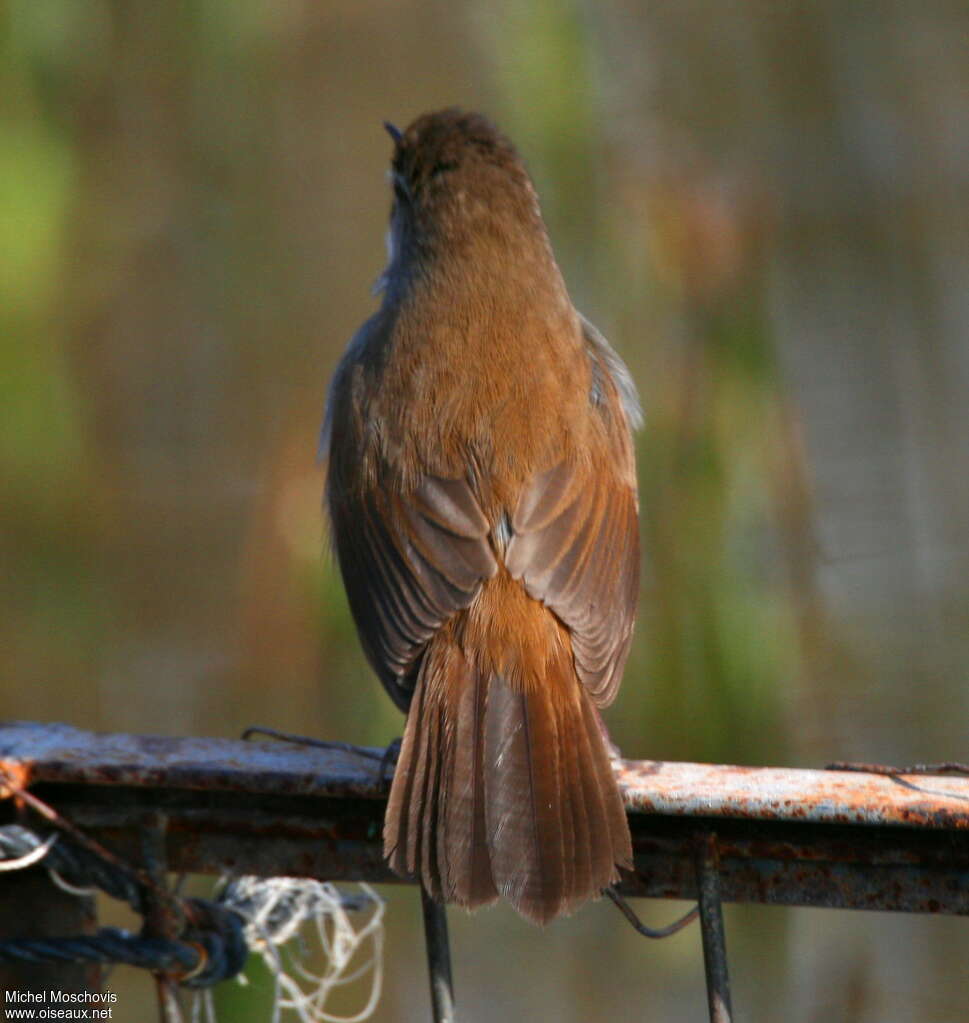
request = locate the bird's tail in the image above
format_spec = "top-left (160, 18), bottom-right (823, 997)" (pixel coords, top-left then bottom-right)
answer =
top-left (383, 630), bottom-right (631, 924)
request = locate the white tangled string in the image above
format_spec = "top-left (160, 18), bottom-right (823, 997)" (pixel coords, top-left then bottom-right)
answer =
top-left (191, 877), bottom-right (385, 1023)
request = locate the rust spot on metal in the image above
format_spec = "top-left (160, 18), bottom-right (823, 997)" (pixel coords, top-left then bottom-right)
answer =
top-left (0, 760), bottom-right (34, 799)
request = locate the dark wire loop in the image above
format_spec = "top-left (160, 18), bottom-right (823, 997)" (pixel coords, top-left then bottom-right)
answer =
top-left (606, 887), bottom-right (700, 938)
top-left (0, 818), bottom-right (248, 989)
top-left (178, 899), bottom-right (249, 989)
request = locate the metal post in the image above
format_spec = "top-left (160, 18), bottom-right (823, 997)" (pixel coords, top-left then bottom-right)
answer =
top-left (420, 886), bottom-right (455, 1023)
top-left (695, 832), bottom-right (732, 1023)
top-left (139, 813), bottom-right (185, 1023)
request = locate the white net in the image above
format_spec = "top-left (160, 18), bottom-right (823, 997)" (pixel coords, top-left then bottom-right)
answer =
top-left (192, 877), bottom-right (385, 1023)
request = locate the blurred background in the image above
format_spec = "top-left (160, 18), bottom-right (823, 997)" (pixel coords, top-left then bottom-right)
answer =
top-left (2, 1), bottom-right (968, 1020)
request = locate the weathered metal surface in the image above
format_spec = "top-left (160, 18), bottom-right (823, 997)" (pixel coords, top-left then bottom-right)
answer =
top-left (622, 815), bottom-right (969, 915)
top-left (0, 721), bottom-right (385, 799)
top-left (616, 759), bottom-right (969, 830)
top-left (2, 722), bottom-right (966, 829)
top-left (1, 722), bottom-right (967, 916)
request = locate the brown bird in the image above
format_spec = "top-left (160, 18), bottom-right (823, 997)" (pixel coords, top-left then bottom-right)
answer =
top-left (322, 109), bottom-right (641, 924)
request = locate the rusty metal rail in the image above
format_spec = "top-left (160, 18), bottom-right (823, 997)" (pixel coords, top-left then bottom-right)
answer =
top-left (0, 721), bottom-right (967, 1022)
top-left (1, 722), bottom-right (965, 914)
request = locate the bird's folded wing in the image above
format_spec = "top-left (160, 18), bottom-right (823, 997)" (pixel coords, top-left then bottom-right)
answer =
top-left (505, 461), bottom-right (639, 707)
top-left (331, 475), bottom-right (498, 708)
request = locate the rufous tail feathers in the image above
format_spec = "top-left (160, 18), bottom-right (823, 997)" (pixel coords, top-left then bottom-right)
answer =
top-left (384, 634), bottom-right (631, 924)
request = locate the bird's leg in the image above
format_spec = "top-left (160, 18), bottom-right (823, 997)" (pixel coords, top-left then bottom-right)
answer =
top-left (378, 737), bottom-right (403, 786)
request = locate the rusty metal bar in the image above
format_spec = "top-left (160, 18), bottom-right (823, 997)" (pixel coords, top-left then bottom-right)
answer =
top-left (420, 887), bottom-right (456, 1023)
top-left (694, 833), bottom-right (732, 1023)
top-left (1, 722), bottom-right (967, 916)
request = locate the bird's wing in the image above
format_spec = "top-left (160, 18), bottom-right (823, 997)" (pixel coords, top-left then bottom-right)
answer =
top-left (504, 317), bottom-right (641, 708)
top-left (504, 461), bottom-right (639, 707)
top-left (330, 475), bottom-right (498, 710)
top-left (581, 313), bottom-right (643, 431)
